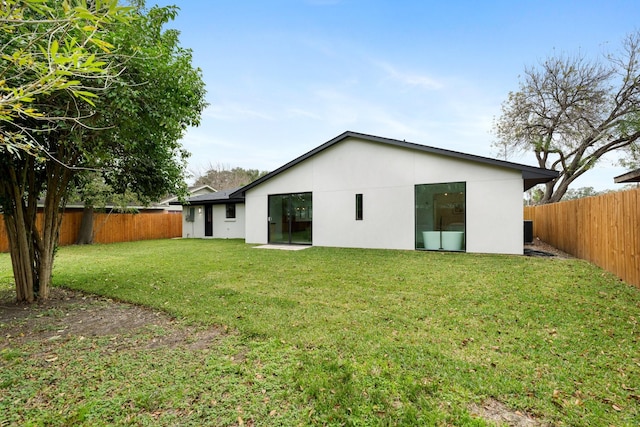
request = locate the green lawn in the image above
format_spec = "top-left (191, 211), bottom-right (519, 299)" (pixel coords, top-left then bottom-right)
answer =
top-left (1, 239), bottom-right (639, 426)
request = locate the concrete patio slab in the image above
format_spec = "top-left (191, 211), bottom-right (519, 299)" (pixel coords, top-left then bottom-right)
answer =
top-left (253, 244), bottom-right (311, 251)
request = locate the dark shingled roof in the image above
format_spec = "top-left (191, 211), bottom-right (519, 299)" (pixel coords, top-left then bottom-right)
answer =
top-left (231, 131), bottom-right (558, 198)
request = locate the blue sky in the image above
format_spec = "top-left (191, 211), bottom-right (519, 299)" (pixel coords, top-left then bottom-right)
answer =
top-left (152, 0), bottom-right (638, 190)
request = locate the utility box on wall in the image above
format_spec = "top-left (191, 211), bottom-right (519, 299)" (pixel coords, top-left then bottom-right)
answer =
top-left (524, 220), bottom-right (533, 244)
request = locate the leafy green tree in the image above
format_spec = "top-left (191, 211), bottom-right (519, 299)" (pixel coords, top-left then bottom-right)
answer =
top-left (70, 173), bottom-right (143, 245)
top-left (0, 1), bottom-right (206, 302)
top-left (72, 3), bottom-right (207, 245)
top-left (193, 163), bottom-right (269, 190)
top-left (494, 32), bottom-right (640, 204)
top-left (523, 186), bottom-right (544, 206)
top-left (619, 124), bottom-right (640, 170)
top-left (561, 186), bottom-right (602, 201)
top-left (0, 0), bottom-right (131, 155)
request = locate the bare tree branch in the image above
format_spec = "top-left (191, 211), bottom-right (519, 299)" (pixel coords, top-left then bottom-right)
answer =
top-left (493, 33), bottom-right (640, 203)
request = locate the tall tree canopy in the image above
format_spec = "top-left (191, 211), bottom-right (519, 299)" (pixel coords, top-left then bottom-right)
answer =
top-left (494, 32), bottom-right (640, 204)
top-left (0, 1), bottom-right (206, 302)
top-left (1, 0), bottom-right (131, 155)
top-left (193, 163), bottom-right (269, 190)
top-left (620, 132), bottom-right (640, 170)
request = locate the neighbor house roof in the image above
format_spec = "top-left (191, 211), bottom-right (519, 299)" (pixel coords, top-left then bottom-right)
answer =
top-left (159, 184), bottom-right (216, 205)
top-left (613, 168), bottom-right (640, 183)
top-left (230, 131), bottom-right (559, 197)
top-left (170, 187), bottom-right (244, 205)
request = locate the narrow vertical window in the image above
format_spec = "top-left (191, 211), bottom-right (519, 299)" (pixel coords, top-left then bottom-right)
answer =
top-left (225, 203), bottom-right (236, 219)
top-left (355, 193), bottom-right (363, 220)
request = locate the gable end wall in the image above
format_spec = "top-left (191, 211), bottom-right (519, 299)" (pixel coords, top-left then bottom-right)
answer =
top-left (244, 137), bottom-right (523, 254)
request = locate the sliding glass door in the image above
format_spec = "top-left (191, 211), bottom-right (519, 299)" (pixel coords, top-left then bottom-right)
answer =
top-left (415, 182), bottom-right (465, 251)
top-left (268, 193), bottom-right (312, 244)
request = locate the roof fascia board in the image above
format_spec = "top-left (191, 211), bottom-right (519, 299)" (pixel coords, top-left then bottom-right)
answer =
top-left (614, 168), bottom-right (640, 183)
top-left (171, 198), bottom-right (245, 206)
top-left (230, 131), bottom-right (558, 197)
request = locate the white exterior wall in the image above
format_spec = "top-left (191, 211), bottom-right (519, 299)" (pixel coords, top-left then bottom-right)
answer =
top-left (181, 203), bottom-right (245, 239)
top-left (244, 137), bottom-right (524, 254)
top-left (182, 205), bottom-right (205, 238)
top-left (211, 204), bottom-right (245, 239)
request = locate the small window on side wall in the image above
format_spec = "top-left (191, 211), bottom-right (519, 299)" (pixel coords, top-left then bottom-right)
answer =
top-left (225, 203), bottom-right (236, 219)
top-left (355, 194), bottom-right (363, 220)
top-left (186, 207), bottom-right (195, 222)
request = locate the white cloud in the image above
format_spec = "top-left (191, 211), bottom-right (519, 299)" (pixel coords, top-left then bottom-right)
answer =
top-left (308, 86), bottom-right (427, 139)
top-left (316, 92), bottom-right (360, 124)
top-left (299, 37), bottom-right (339, 58)
top-left (204, 104), bottom-right (274, 121)
top-left (179, 128), bottom-right (231, 149)
top-left (285, 107), bottom-right (323, 120)
top-left (375, 61), bottom-right (444, 90)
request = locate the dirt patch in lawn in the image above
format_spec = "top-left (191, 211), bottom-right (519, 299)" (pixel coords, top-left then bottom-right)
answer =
top-left (469, 398), bottom-right (548, 427)
top-left (0, 287), bottom-right (225, 351)
top-left (524, 238), bottom-right (573, 259)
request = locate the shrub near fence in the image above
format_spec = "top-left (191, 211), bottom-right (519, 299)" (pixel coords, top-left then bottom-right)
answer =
top-left (524, 187), bottom-right (640, 289)
top-left (0, 211), bottom-right (182, 253)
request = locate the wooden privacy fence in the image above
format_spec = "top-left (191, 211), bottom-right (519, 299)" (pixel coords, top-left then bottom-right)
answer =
top-left (524, 187), bottom-right (640, 289)
top-left (0, 211), bottom-right (182, 253)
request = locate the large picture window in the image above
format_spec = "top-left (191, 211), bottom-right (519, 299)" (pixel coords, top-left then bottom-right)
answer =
top-left (415, 182), bottom-right (466, 251)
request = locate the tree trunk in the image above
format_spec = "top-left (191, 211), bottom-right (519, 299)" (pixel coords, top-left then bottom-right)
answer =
top-left (540, 166), bottom-right (591, 204)
top-left (1, 159), bottom-right (40, 302)
top-left (76, 206), bottom-right (94, 245)
top-left (36, 159), bottom-right (72, 300)
top-left (3, 213), bottom-right (36, 303)
top-left (0, 149), bottom-right (72, 302)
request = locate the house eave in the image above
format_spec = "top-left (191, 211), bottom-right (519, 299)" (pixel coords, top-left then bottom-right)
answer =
top-left (230, 131), bottom-right (560, 197)
top-left (172, 198), bottom-right (245, 206)
top-left (172, 187), bottom-right (246, 206)
top-left (522, 170), bottom-right (560, 191)
top-left (614, 168), bottom-right (640, 183)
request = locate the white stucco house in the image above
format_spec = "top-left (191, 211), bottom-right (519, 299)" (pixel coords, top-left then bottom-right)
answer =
top-left (178, 131), bottom-right (558, 254)
top-left (176, 187), bottom-right (245, 239)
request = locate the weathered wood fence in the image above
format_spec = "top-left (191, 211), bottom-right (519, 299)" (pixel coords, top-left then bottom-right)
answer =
top-left (0, 211), bottom-right (182, 253)
top-left (524, 187), bottom-right (639, 289)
